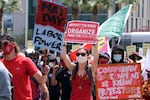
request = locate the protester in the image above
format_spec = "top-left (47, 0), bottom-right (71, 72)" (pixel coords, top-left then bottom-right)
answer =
top-left (48, 55), bottom-right (61, 100)
top-left (61, 41), bottom-right (98, 100)
top-left (0, 61), bottom-right (12, 100)
top-left (48, 52), bottom-right (72, 100)
top-left (110, 45), bottom-right (127, 64)
top-left (128, 52), bottom-right (142, 63)
top-left (0, 34), bottom-right (50, 100)
top-left (28, 52), bottom-right (49, 100)
top-left (98, 52), bottom-right (110, 64)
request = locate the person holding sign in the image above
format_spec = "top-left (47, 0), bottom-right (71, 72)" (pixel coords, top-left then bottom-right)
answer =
top-left (61, 40), bottom-right (99, 100)
top-left (0, 34), bottom-right (50, 100)
top-left (128, 52), bottom-right (142, 63)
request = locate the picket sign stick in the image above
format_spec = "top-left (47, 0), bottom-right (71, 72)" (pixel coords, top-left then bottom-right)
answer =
top-left (43, 49), bottom-right (48, 67)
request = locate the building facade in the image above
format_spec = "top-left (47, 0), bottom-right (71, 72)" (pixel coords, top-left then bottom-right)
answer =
top-left (125, 0), bottom-right (150, 32)
top-left (6, 0), bottom-right (150, 48)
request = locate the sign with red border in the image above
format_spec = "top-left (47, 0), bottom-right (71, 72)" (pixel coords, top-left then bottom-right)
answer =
top-left (65, 21), bottom-right (99, 44)
top-left (96, 63), bottom-right (142, 100)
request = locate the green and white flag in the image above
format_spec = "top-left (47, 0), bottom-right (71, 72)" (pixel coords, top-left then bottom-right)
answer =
top-left (98, 4), bottom-right (132, 37)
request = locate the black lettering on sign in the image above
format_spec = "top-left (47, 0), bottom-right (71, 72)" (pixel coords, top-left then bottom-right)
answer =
top-left (42, 14), bottom-right (64, 26)
top-left (36, 28), bottom-right (46, 36)
top-left (35, 28), bottom-right (63, 41)
top-left (47, 31), bottom-right (62, 41)
top-left (34, 36), bottom-right (61, 51)
top-left (36, 28), bottom-right (40, 35)
top-left (41, 3), bottom-right (57, 14)
top-left (41, 2), bottom-right (64, 26)
top-left (41, 2), bottom-right (64, 16)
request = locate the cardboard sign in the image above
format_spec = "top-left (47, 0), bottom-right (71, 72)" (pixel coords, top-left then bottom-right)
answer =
top-left (126, 45), bottom-right (136, 56)
top-left (65, 21), bottom-right (99, 44)
top-left (33, 0), bottom-right (68, 53)
top-left (96, 63), bottom-right (142, 100)
top-left (142, 43), bottom-right (150, 56)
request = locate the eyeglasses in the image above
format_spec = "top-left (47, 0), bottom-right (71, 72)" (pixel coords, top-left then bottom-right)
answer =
top-left (76, 53), bottom-right (86, 56)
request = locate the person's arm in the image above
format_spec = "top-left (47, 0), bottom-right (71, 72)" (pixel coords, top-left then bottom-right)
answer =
top-left (33, 65), bottom-right (50, 85)
top-left (91, 40), bottom-right (99, 78)
top-left (39, 83), bottom-right (49, 100)
top-left (51, 65), bottom-right (59, 86)
top-left (61, 44), bottom-right (74, 71)
top-left (0, 63), bottom-right (12, 100)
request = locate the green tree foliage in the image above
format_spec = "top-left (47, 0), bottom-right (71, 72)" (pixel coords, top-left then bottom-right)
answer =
top-left (62, 0), bottom-right (139, 21)
top-left (0, 0), bottom-right (22, 34)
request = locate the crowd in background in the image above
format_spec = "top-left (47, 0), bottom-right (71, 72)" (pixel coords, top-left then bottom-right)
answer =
top-left (0, 34), bottom-right (150, 100)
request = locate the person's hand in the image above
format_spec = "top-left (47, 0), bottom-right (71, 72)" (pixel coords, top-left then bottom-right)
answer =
top-left (41, 65), bottom-right (50, 75)
top-left (52, 65), bottom-right (59, 74)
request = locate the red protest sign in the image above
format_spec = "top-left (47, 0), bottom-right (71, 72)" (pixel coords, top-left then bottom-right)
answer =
top-left (65, 21), bottom-right (99, 44)
top-left (36, 0), bottom-right (68, 32)
top-left (96, 63), bottom-right (142, 100)
top-left (33, 0), bottom-right (68, 53)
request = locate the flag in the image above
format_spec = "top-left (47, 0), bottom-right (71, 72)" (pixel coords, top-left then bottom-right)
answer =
top-left (70, 44), bottom-right (92, 62)
top-left (98, 4), bottom-right (132, 37)
top-left (98, 37), bottom-right (111, 56)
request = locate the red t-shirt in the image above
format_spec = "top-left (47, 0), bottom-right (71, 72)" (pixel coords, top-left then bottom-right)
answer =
top-left (71, 73), bottom-right (91, 100)
top-left (1, 55), bottom-right (39, 100)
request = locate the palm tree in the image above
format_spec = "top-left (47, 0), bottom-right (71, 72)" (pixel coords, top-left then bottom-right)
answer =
top-left (62, 0), bottom-right (139, 21)
top-left (0, 0), bottom-right (22, 34)
top-left (91, 0), bottom-right (140, 21)
top-left (62, 0), bottom-right (84, 20)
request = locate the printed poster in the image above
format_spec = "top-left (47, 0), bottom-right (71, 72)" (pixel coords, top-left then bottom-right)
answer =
top-left (65, 21), bottom-right (99, 44)
top-left (96, 63), bottom-right (142, 100)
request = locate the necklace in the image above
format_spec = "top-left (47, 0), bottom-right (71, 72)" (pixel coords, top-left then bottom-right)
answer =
top-left (77, 73), bottom-right (89, 90)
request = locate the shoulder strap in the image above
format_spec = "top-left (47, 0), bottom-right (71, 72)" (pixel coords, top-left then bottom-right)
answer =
top-left (86, 66), bottom-right (96, 100)
top-left (72, 62), bottom-right (78, 79)
top-left (86, 66), bottom-right (93, 81)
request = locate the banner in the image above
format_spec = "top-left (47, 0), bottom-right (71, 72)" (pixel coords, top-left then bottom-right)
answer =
top-left (33, 0), bottom-right (68, 53)
top-left (96, 63), bottom-right (142, 100)
top-left (98, 37), bottom-right (111, 55)
top-left (98, 4), bottom-right (132, 37)
top-left (65, 21), bottom-right (99, 44)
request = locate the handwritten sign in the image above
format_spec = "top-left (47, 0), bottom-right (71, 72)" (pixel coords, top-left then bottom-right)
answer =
top-left (142, 43), bottom-right (150, 56)
top-left (33, 0), bottom-right (68, 53)
top-left (96, 63), bottom-right (142, 100)
top-left (65, 21), bottom-right (99, 44)
top-left (126, 45), bottom-right (136, 56)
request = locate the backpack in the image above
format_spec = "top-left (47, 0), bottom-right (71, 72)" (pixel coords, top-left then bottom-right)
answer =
top-left (72, 62), bottom-right (96, 100)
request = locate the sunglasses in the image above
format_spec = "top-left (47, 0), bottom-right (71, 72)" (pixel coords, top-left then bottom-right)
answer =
top-left (76, 53), bottom-right (86, 56)
top-left (1, 35), bottom-right (14, 42)
top-left (1, 41), bottom-right (9, 47)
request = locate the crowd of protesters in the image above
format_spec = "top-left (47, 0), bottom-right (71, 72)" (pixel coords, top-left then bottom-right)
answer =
top-left (0, 34), bottom-right (150, 100)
